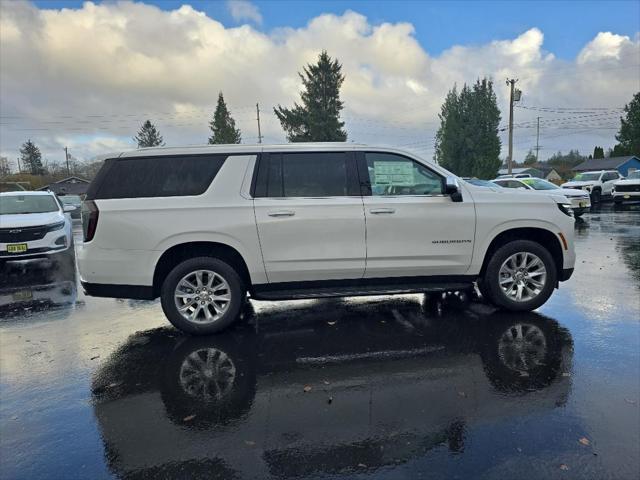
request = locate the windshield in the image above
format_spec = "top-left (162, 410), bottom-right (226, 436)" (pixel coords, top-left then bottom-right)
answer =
top-left (627, 171), bottom-right (640, 180)
top-left (573, 172), bottom-right (600, 181)
top-left (59, 195), bottom-right (82, 205)
top-left (0, 195), bottom-right (60, 215)
top-left (467, 179), bottom-right (501, 187)
top-left (521, 178), bottom-right (559, 190)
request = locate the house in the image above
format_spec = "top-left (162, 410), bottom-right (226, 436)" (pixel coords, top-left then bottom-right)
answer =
top-left (38, 176), bottom-right (90, 196)
top-left (496, 167), bottom-right (543, 178)
top-left (535, 165), bottom-right (562, 183)
top-left (573, 156), bottom-right (640, 177)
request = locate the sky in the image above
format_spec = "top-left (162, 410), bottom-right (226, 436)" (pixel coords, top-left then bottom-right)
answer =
top-left (1, 0), bottom-right (639, 170)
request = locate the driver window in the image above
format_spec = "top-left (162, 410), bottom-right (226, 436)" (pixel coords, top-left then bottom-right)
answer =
top-left (365, 153), bottom-right (443, 196)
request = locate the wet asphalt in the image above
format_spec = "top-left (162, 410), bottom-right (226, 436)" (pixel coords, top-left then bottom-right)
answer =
top-left (0, 204), bottom-right (639, 480)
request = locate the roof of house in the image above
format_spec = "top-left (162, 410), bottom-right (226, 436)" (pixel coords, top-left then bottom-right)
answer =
top-left (497, 167), bottom-right (541, 175)
top-left (573, 156), bottom-right (639, 171)
top-left (37, 176), bottom-right (90, 190)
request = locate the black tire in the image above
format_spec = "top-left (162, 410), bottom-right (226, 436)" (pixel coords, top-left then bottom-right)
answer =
top-left (590, 188), bottom-right (601, 204)
top-left (160, 257), bottom-right (245, 335)
top-left (483, 240), bottom-right (557, 312)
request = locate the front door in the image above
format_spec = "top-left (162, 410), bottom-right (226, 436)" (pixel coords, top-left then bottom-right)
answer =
top-left (253, 151), bottom-right (366, 283)
top-left (359, 152), bottom-right (476, 278)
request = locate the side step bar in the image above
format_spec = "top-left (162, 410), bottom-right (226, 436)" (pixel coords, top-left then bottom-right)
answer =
top-left (252, 282), bottom-right (474, 301)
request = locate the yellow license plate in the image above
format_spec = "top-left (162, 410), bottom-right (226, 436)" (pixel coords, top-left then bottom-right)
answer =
top-left (579, 202), bottom-right (586, 208)
top-left (6, 243), bottom-right (27, 253)
top-left (12, 290), bottom-right (33, 301)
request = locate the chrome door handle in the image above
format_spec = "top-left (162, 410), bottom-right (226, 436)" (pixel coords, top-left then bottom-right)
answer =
top-left (369, 208), bottom-right (396, 214)
top-left (268, 210), bottom-right (295, 217)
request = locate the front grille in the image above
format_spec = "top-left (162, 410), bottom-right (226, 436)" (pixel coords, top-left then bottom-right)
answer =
top-left (0, 225), bottom-right (49, 243)
top-left (568, 185), bottom-right (586, 190)
top-left (615, 184), bottom-right (640, 193)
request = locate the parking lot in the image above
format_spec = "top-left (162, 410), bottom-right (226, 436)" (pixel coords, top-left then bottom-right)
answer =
top-left (0, 204), bottom-right (638, 480)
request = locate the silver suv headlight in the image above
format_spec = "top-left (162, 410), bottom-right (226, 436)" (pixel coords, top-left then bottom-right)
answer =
top-left (557, 203), bottom-right (574, 217)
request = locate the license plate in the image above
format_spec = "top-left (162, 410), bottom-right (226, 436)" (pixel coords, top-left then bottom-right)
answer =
top-left (12, 290), bottom-right (33, 301)
top-left (6, 243), bottom-right (27, 253)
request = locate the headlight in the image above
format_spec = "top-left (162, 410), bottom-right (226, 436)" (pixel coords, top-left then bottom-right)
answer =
top-left (46, 221), bottom-right (65, 233)
top-left (557, 203), bottom-right (574, 217)
top-left (611, 186), bottom-right (615, 192)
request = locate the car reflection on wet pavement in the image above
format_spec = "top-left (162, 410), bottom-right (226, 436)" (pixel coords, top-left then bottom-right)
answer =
top-left (1, 206), bottom-right (639, 480)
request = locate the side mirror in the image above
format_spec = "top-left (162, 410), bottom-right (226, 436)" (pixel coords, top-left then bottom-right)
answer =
top-left (445, 176), bottom-right (463, 202)
top-left (64, 205), bottom-right (77, 212)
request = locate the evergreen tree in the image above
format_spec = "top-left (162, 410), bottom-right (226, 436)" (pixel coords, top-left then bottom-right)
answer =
top-left (435, 78), bottom-right (501, 179)
top-left (523, 150), bottom-right (537, 165)
top-left (208, 93), bottom-right (241, 144)
top-left (592, 146), bottom-right (605, 159)
top-left (134, 120), bottom-right (164, 148)
top-left (275, 51), bottom-right (347, 142)
top-left (614, 91), bottom-right (640, 156)
top-left (19, 139), bottom-right (45, 175)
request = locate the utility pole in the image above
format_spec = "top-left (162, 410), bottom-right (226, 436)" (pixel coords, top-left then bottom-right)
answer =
top-left (17, 156), bottom-right (22, 174)
top-left (506, 79), bottom-right (518, 174)
top-left (534, 116), bottom-right (541, 163)
top-left (64, 146), bottom-right (70, 175)
top-left (256, 103), bottom-right (263, 144)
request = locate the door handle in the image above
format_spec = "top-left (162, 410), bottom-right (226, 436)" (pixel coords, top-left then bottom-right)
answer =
top-left (268, 210), bottom-right (295, 217)
top-left (369, 208), bottom-right (396, 214)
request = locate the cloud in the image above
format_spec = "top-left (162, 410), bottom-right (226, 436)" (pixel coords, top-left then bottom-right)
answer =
top-left (227, 0), bottom-right (262, 25)
top-left (0, 1), bottom-right (638, 167)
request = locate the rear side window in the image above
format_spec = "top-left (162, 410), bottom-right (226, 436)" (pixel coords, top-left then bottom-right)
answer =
top-left (92, 155), bottom-right (226, 199)
top-left (254, 152), bottom-right (358, 197)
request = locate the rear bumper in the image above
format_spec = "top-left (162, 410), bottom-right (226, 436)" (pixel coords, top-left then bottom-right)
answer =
top-left (81, 281), bottom-right (155, 300)
top-left (559, 268), bottom-right (574, 282)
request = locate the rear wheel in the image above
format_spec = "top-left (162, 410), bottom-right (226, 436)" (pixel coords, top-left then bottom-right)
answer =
top-left (161, 257), bottom-right (245, 335)
top-left (482, 240), bottom-right (557, 311)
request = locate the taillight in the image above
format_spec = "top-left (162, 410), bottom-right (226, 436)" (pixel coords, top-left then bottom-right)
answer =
top-left (82, 200), bottom-right (99, 242)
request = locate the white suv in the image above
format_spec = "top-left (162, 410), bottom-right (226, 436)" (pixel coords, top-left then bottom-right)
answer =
top-left (78, 144), bottom-right (576, 335)
top-left (612, 170), bottom-right (640, 204)
top-left (1, 191), bottom-right (75, 267)
top-left (561, 170), bottom-right (622, 204)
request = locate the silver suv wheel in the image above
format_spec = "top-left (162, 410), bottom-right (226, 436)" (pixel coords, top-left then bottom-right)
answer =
top-left (498, 252), bottom-right (547, 302)
top-left (174, 270), bottom-right (231, 324)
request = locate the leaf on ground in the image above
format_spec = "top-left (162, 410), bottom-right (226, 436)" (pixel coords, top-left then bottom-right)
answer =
top-left (303, 385), bottom-right (312, 392)
top-left (561, 372), bottom-right (571, 377)
top-left (183, 414), bottom-right (196, 422)
top-left (323, 380), bottom-right (330, 385)
top-left (90, 355), bottom-right (100, 360)
top-left (579, 437), bottom-right (590, 446)
top-left (327, 321), bottom-right (336, 326)
top-left (244, 440), bottom-right (256, 446)
top-left (559, 464), bottom-right (570, 471)
top-left (624, 398), bottom-right (637, 405)
top-left (357, 463), bottom-right (367, 468)
top-left (458, 391), bottom-right (467, 398)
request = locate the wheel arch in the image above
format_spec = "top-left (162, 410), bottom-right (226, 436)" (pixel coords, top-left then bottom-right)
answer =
top-left (153, 241), bottom-right (252, 297)
top-left (479, 227), bottom-right (564, 280)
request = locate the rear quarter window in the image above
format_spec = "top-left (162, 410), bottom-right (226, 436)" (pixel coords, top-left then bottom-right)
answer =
top-left (91, 155), bottom-right (227, 199)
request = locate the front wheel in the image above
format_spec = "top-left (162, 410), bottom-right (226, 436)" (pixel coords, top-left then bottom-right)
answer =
top-left (481, 240), bottom-right (557, 311)
top-left (590, 189), bottom-right (601, 204)
top-left (161, 257), bottom-right (245, 335)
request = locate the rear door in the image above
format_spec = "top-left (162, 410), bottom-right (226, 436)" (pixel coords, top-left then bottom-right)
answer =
top-left (358, 152), bottom-right (475, 278)
top-left (252, 151), bottom-right (366, 283)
